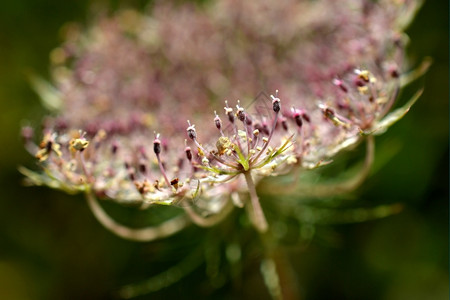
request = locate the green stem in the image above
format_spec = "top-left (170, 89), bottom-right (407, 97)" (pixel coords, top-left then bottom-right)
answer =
top-left (244, 171), bottom-right (268, 233)
top-left (183, 198), bottom-right (234, 227)
top-left (118, 246), bottom-right (203, 299)
top-left (85, 191), bottom-right (189, 242)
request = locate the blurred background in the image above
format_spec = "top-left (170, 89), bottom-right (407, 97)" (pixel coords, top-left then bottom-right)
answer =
top-left (0, 0), bottom-right (447, 299)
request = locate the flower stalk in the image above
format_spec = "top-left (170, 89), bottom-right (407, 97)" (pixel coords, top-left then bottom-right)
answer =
top-left (244, 170), bottom-right (268, 233)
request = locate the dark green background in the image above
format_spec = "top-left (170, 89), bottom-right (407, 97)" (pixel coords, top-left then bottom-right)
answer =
top-left (0, 1), bottom-right (448, 299)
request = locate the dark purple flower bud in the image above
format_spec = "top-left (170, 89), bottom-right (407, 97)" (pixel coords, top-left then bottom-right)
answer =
top-left (186, 121), bottom-right (197, 140)
top-left (153, 135), bottom-right (161, 155)
top-left (281, 117), bottom-right (288, 131)
top-left (245, 114), bottom-right (252, 126)
top-left (139, 160), bottom-right (147, 174)
top-left (185, 146), bottom-right (192, 161)
top-left (224, 101), bottom-right (235, 124)
top-left (138, 145), bottom-right (148, 159)
top-left (272, 97), bottom-right (281, 113)
top-left (323, 107), bottom-right (335, 119)
top-left (291, 107), bottom-right (303, 128)
top-left (393, 33), bottom-right (403, 47)
top-left (45, 140), bottom-right (53, 153)
top-left (177, 157), bottom-right (184, 169)
top-left (128, 169), bottom-right (136, 181)
top-left (270, 91), bottom-right (281, 113)
top-left (162, 139), bottom-right (169, 152)
top-left (302, 112), bottom-right (311, 123)
top-left (55, 118), bottom-right (68, 132)
top-left (388, 65), bottom-right (399, 78)
top-left (236, 108), bottom-right (245, 122)
top-left (111, 141), bottom-right (118, 154)
top-left (214, 111), bottom-right (222, 130)
top-left (255, 122), bottom-right (270, 135)
top-left (170, 178), bottom-right (179, 189)
top-left (354, 69), bottom-right (370, 86)
top-left (294, 114), bottom-right (303, 128)
top-left (354, 77), bottom-right (366, 87)
top-left (254, 123), bottom-right (262, 133)
top-left (262, 122), bottom-right (270, 135)
top-left (228, 113), bottom-right (235, 123)
top-left (337, 100), bottom-right (351, 111)
top-left (333, 78), bottom-right (348, 93)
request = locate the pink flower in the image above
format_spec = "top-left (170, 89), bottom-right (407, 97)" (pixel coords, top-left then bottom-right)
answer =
top-left (22, 0), bottom-right (424, 238)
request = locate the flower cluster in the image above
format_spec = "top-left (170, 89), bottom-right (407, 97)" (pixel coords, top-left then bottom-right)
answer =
top-left (23, 0), bottom-right (423, 236)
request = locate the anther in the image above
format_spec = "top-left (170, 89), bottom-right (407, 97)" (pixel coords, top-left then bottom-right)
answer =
top-left (69, 137), bottom-right (89, 153)
top-left (170, 178), bottom-right (179, 190)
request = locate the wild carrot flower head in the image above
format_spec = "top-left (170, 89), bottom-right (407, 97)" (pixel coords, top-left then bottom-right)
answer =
top-left (22, 0), bottom-right (424, 235)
